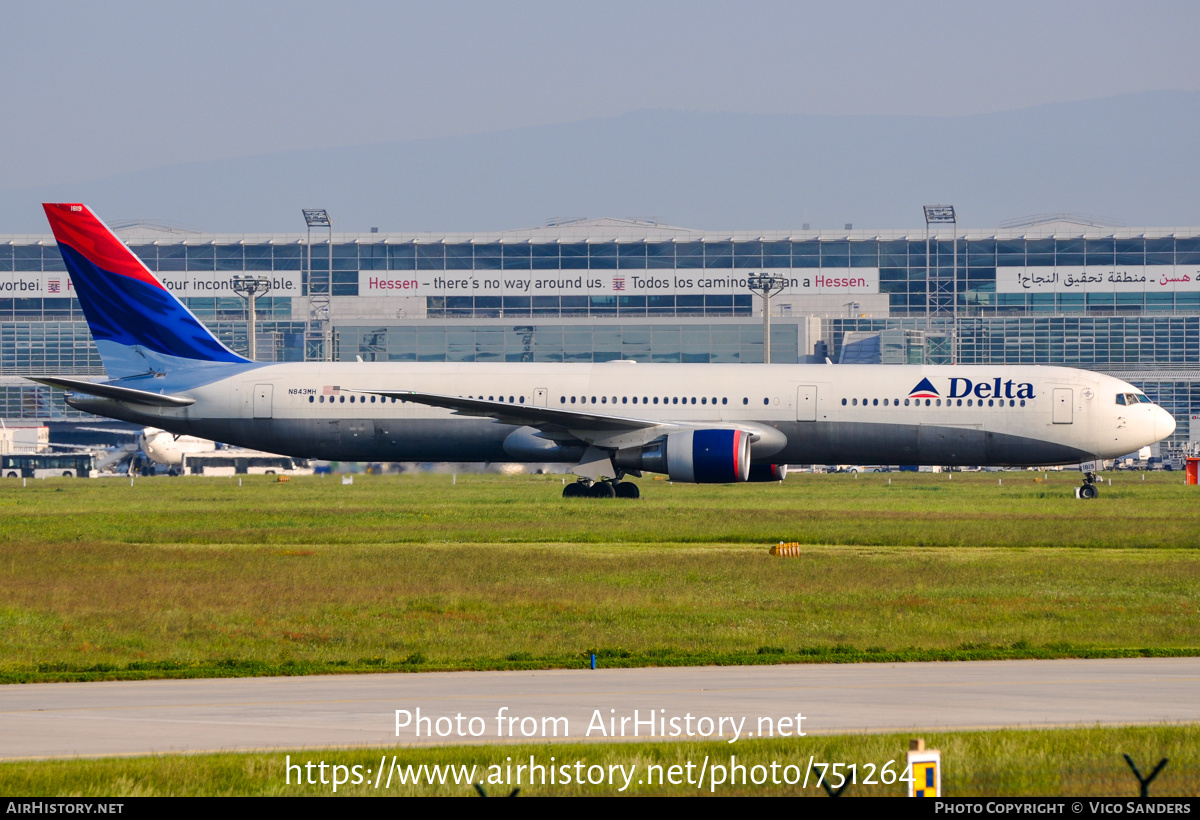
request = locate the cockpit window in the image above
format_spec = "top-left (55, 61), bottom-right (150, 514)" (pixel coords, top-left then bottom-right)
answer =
top-left (1117, 392), bottom-right (1149, 406)
top-left (1116, 394), bottom-right (1127, 405)
top-left (1135, 394), bottom-right (1152, 404)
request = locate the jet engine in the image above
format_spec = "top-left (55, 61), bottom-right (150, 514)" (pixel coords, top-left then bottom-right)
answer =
top-left (614, 429), bottom-right (752, 483)
top-left (747, 463), bottom-right (788, 482)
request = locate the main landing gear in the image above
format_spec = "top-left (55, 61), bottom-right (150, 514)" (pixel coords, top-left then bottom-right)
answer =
top-left (563, 478), bottom-right (640, 499)
top-left (1076, 471), bottom-right (1100, 500)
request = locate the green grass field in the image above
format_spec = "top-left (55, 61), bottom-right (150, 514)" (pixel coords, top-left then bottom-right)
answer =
top-left (0, 471), bottom-right (1197, 681)
top-left (2, 726), bottom-right (1196, 796)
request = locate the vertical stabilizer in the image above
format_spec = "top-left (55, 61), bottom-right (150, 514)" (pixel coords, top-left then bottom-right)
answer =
top-left (42, 203), bottom-right (249, 379)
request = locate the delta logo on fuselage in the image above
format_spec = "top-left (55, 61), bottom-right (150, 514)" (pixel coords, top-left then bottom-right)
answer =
top-left (908, 376), bottom-right (1036, 400)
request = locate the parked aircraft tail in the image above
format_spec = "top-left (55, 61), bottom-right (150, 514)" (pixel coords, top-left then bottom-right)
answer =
top-left (42, 203), bottom-right (249, 379)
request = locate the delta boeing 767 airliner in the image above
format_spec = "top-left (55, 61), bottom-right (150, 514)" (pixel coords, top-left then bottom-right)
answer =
top-left (30, 203), bottom-right (1174, 498)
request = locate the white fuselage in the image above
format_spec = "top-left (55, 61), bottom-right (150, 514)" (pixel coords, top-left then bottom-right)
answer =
top-left (67, 363), bottom-right (1174, 470)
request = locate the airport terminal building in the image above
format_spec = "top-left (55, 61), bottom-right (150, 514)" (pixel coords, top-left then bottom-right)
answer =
top-left (2, 214), bottom-right (1198, 448)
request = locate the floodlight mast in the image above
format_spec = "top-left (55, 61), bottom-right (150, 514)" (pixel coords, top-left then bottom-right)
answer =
top-left (231, 275), bottom-right (272, 360)
top-left (923, 205), bottom-right (958, 363)
top-left (303, 209), bottom-right (333, 361)
top-left (747, 272), bottom-right (787, 364)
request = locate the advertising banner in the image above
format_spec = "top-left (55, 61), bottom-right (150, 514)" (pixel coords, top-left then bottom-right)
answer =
top-left (996, 265), bottom-right (1200, 294)
top-left (0, 271), bottom-right (302, 299)
top-left (359, 268), bottom-right (879, 298)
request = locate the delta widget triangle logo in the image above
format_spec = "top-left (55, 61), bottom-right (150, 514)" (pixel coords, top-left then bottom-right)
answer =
top-left (908, 378), bottom-right (940, 399)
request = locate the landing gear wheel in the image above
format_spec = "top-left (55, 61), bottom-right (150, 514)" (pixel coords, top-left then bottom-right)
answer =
top-left (614, 481), bottom-right (640, 499)
top-left (1078, 471), bottom-right (1099, 500)
top-left (588, 481), bottom-right (617, 499)
top-left (563, 482), bottom-right (588, 498)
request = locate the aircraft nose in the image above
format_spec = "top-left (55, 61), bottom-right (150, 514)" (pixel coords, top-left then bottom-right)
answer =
top-left (1155, 407), bottom-right (1176, 442)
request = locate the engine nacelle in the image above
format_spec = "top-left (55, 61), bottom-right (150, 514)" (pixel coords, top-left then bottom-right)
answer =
top-left (502, 426), bottom-right (586, 462)
top-left (747, 463), bottom-right (788, 482)
top-left (615, 429), bottom-right (752, 483)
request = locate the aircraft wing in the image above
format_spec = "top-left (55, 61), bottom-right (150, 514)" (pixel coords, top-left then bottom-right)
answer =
top-left (27, 376), bottom-right (196, 407)
top-left (347, 388), bottom-right (782, 454)
top-left (74, 426), bottom-right (145, 435)
top-left (45, 441), bottom-right (131, 452)
top-left (347, 388), bottom-right (658, 435)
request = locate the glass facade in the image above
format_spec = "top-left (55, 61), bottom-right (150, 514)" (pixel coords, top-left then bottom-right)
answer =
top-left (829, 317), bottom-right (1200, 368)
top-left (2, 224), bottom-right (1199, 441)
top-left (0, 383), bottom-right (83, 419)
top-left (425, 294), bottom-right (752, 318)
top-left (3, 233), bottom-right (1198, 314)
top-left (336, 323), bottom-right (797, 365)
top-left (1, 323), bottom-right (103, 374)
top-left (0, 320), bottom-right (306, 377)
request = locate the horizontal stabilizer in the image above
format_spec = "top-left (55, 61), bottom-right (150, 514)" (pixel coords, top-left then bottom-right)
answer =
top-left (28, 376), bottom-right (196, 407)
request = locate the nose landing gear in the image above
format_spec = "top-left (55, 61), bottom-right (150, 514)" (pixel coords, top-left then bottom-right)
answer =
top-left (1076, 471), bottom-right (1099, 500)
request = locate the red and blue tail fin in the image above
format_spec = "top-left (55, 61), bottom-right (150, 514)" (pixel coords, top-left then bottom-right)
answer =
top-left (43, 203), bottom-right (249, 378)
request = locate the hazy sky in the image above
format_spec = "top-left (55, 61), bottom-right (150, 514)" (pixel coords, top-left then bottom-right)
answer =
top-left (4, 0), bottom-right (1198, 190)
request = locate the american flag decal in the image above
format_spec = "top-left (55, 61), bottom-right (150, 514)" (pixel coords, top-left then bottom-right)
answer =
top-left (613, 276), bottom-right (626, 291)
top-left (323, 385), bottom-right (341, 396)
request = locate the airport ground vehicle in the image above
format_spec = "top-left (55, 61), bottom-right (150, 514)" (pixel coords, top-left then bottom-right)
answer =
top-left (1, 453), bottom-right (96, 478)
top-left (180, 452), bottom-right (313, 476)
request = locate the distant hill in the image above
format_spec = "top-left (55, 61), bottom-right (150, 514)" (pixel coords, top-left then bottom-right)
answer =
top-left (3, 91), bottom-right (1197, 234)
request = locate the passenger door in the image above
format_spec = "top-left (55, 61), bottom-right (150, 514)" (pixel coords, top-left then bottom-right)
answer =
top-left (796, 385), bottom-right (817, 422)
top-left (253, 384), bottom-right (273, 419)
top-left (1052, 388), bottom-right (1073, 424)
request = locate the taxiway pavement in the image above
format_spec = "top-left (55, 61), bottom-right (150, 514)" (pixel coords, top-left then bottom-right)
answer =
top-left (3, 657), bottom-right (1197, 759)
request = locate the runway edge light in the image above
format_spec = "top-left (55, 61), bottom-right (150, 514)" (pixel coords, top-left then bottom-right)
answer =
top-left (907, 738), bottom-right (942, 798)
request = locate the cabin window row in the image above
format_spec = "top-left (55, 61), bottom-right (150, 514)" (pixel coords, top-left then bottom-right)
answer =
top-left (840, 397), bottom-right (1029, 408)
top-left (308, 394), bottom-right (535, 404)
top-left (309, 394), bottom-right (399, 403)
top-left (558, 395), bottom-right (771, 406)
top-left (306, 393), bottom-right (775, 407)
